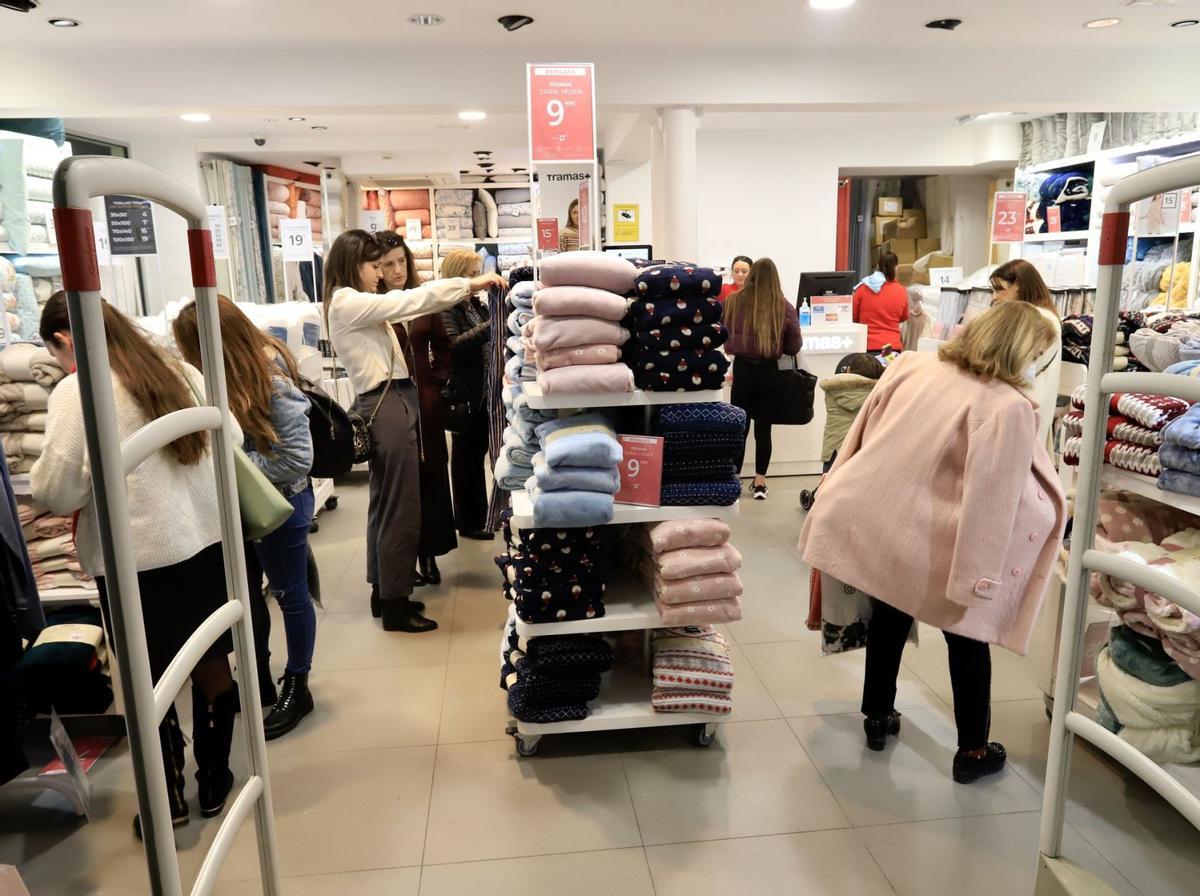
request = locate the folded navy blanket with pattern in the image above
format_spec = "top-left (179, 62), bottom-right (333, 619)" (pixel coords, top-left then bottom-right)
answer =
top-left (660, 476), bottom-right (742, 507)
top-left (635, 263), bottom-right (722, 300)
top-left (634, 322), bottom-right (728, 352)
top-left (632, 349), bottom-right (729, 391)
top-left (506, 630), bottom-right (615, 675)
top-left (630, 295), bottom-right (723, 329)
top-left (663, 431), bottom-right (743, 481)
top-left (501, 667), bottom-right (601, 707)
top-left (511, 589), bottom-right (607, 625)
top-left (658, 402), bottom-right (747, 434)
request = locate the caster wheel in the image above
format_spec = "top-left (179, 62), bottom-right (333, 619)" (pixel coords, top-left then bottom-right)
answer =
top-left (799, 490), bottom-right (814, 511)
top-left (309, 520), bottom-right (320, 535)
top-left (695, 725), bottom-right (716, 747)
top-left (325, 496), bottom-right (338, 511)
top-left (515, 736), bottom-right (540, 757)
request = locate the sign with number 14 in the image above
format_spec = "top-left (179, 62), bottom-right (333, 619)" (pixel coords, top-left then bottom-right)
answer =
top-left (527, 63), bottom-right (596, 163)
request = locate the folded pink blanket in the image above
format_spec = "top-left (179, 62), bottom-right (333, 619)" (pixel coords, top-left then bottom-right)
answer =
top-left (656, 571), bottom-right (744, 605)
top-left (526, 316), bottom-right (629, 352)
top-left (536, 363), bottom-right (634, 395)
top-left (1163, 640), bottom-right (1200, 680)
top-left (1144, 593), bottom-right (1200, 634)
top-left (533, 287), bottom-right (630, 321)
top-left (266, 183), bottom-right (290, 203)
top-left (654, 593), bottom-right (743, 625)
top-left (388, 189), bottom-right (430, 211)
top-left (268, 200), bottom-right (290, 216)
top-left (33, 514), bottom-right (72, 538)
top-left (646, 518), bottom-right (732, 554)
top-left (656, 543), bottom-right (743, 580)
top-left (1118, 608), bottom-right (1160, 640)
top-left (537, 343), bottom-right (622, 371)
top-left (29, 533), bottom-right (73, 561)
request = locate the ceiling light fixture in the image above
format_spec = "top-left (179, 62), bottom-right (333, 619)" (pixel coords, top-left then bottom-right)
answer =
top-left (808, 0), bottom-right (855, 9)
top-left (1085, 17), bottom-right (1122, 28)
top-left (180, 112), bottom-right (211, 123)
top-left (1171, 18), bottom-right (1200, 26)
top-left (925, 18), bottom-right (962, 31)
top-left (311, 125), bottom-right (327, 131)
top-left (48, 17), bottom-right (79, 27)
top-left (497, 14), bottom-right (534, 31)
top-left (288, 116), bottom-right (306, 122)
top-left (458, 110), bottom-right (487, 121)
top-left (408, 13), bottom-right (444, 25)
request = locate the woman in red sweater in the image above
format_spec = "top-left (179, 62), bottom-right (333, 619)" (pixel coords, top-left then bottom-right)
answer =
top-left (853, 249), bottom-right (909, 352)
top-left (718, 255), bottom-right (752, 302)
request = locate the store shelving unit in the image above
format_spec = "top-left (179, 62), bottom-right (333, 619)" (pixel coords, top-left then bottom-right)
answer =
top-left (509, 490), bottom-right (737, 530)
top-left (1099, 467), bottom-right (1200, 517)
top-left (522, 382), bottom-right (724, 410)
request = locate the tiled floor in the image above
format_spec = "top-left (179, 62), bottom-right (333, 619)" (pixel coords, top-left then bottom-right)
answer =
top-left (2, 473), bottom-right (1197, 894)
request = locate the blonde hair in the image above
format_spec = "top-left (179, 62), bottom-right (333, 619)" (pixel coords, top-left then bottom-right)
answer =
top-left (724, 257), bottom-right (787, 356)
top-left (440, 249), bottom-right (482, 280)
top-left (938, 302), bottom-right (1057, 388)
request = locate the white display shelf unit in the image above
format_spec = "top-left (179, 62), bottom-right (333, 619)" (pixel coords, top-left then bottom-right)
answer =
top-left (512, 578), bottom-right (661, 638)
top-left (522, 382), bottom-right (724, 410)
top-left (508, 490), bottom-right (739, 530)
top-left (1099, 467), bottom-right (1200, 519)
top-left (1023, 231), bottom-right (1092, 243)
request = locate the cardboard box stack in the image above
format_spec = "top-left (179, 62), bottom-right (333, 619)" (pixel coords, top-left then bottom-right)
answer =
top-left (872, 204), bottom-right (953, 286)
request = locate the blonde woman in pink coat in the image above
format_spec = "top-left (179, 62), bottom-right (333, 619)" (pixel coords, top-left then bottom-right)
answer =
top-left (800, 302), bottom-right (1065, 784)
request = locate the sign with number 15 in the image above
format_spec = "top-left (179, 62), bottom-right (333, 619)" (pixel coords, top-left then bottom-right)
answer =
top-left (527, 63), bottom-right (596, 163)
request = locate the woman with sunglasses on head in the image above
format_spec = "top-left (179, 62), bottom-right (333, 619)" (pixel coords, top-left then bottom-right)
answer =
top-left (375, 231), bottom-right (457, 586)
top-left (324, 230), bottom-right (505, 633)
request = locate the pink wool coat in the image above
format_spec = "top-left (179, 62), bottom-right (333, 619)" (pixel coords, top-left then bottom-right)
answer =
top-left (799, 352), bottom-right (1067, 654)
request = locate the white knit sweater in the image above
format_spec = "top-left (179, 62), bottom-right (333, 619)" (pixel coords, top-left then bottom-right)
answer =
top-left (31, 363), bottom-right (241, 576)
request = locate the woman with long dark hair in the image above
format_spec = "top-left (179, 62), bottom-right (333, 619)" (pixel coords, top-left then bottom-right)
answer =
top-left (852, 249), bottom-right (910, 352)
top-left (724, 257), bottom-right (802, 499)
top-left (375, 231), bottom-right (457, 584)
top-left (324, 230), bottom-right (504, 632)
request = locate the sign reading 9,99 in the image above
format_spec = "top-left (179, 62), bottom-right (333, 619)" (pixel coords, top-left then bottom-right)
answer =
top-left (527, 64), bottom-right (596, 163)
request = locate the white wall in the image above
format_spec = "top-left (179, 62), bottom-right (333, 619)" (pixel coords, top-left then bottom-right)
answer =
top-left (604, 161), bottom-right (653, 247)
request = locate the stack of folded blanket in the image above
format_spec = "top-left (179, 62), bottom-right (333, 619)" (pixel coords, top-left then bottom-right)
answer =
top-left (408, 241), bottom-right (435, 283)
top-left (526, 251), bottom-right (637, 395)
top-left (494, 188), bottom-right (532, 238)
top-left (651, 626), bottom-right (735, 716)
top-left (0, 130), bottom-right (71, 256)
top-left (655, 402), bottom-right (746, 507)
top-left (17, 497), bottom-right (93, 592)
top-left (0, 345), bottom-right (57, 475)
top-left (1157, 403), bottom-right (1200, 497)
top-left (526, 413), bottom-right (622, 527)
top-left (266, 181), bottom-right (323, 245)
top-left (643, 518), bottom-right (743, 625)
top-left (387, 188), bottom-right (432, 240)
top-left (626, 264), bottom-right (730, 391)
top-left (498, 509), bottom-right (609, 624)
top-left (1062, 387), bottom-right (1188, 477)
top-left (1129, 317), bottom-right (1200, 372)
top-left (434, 188), bottom-right (475, 240)
top-left (501, 622), bottom-right (614, 723)
top-left (1060, 312), bottom-right (1146, 370)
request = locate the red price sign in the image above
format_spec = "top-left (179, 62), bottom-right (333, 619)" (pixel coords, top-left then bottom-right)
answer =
top-left (527, 63), bottom-right (596, 163)
top-left (537, 217), bottom-right (559, 251)
top-left (578, 180), bottom-right (591, 249)
top-left (1046, 206), bottom-right (1062, 233)
top-left (615, 435), bottom-right (663, 507)
top-left (992, 191), bottom-right (1027, 243)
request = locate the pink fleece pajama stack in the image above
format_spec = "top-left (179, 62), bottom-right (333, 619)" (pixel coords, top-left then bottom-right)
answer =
top-left (17, 497), bottom-right (92, 592)
top-left (643, 518), bottom-right (744, 625)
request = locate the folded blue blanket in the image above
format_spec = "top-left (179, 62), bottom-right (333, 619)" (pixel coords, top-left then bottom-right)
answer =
top-left (658, 401), bottom-right (747, 434)
top-left (1164, 359), bottom-right (1200, 377)
top-left (494, 453), bottom-right (533, 492)
top-left (533, 452), bottom-right (620, 493)
top-left (1162, 403), bottom-right (1200, 450)
top-left (660, 476), bottom-right (742, 507)
top-left (1159, 442), bottom-right (1200, 476)
top-left (536, 413), bottom-right (623, 469)
top-left (1158, 467), bottom-right (1200, 498)
top-left (526, 482), bottom-right (615, 527)
top-left (504, 353), bottom-right (536, 383)
top-left (506, 335), bottom-right (525, 357)
top-left (507, 307), bottom-right (534, 337)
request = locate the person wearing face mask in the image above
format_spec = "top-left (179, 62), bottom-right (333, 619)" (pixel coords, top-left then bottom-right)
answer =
top-left (989, 258), bottom-right (1061, 448)
top-left (718, 255), bottom-right (752, 303)
top-left (324, 230), bottom-right (505, 632)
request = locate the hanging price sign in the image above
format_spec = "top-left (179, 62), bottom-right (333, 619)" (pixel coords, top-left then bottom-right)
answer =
top-left (992, 192), bottom-right (1027, 243)
top-left (361, 209), bottom-right (386, 235)
top-left (527, 63), bottom-right (596, 163)
top-left (537, 217), bottom-right (559, 251)
top-left (280, 217), bottom-right (315, 261)
top-left (615, 435), bottom-right (663, 507)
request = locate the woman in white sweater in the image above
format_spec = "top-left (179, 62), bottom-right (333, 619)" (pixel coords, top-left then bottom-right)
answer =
top-left (323, 230), bottom-right (504, 632)
top-left (32, 293), bottom-right (242, 836)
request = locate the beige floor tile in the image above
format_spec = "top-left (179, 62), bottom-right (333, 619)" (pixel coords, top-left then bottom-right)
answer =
top-left (744, 640), bottom-right (943, 717)
top-left (623, 718), bottom-right (848, 844)
top-left (646, 829), bottom-right (895, 896)
top-left (424, 740), bottom-right (641, 864)
top-left (437, 661), bottom-right (513, 744)
top-left (446, 592), bottom-right (510, 665)
top-left (312, 610), bottom-right (452, 670)
top-left (903, 624), bottom-right (1043, 704)
top-left (419, 848), bottom-right (654, 896)
top-left (725, 645), bottom-right (783, 722)
top-left (724, 546), bottom-right (815, 645)
top-left (788, 709), bottom-right (1043, 826)
top-left (215, 867), bottom-right (420, 896)
top-left (270, 665), bottom-right (445, 754)
top-left (1066, 797), bottom-right (1200, 896)
top-left (860, 811), bottom-right (1138, 896)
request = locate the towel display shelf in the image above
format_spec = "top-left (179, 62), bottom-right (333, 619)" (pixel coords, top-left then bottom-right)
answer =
top-left (522, 382), bottom-right (724, 410)
top-left (508, 490), bottom-right (738, 529)
top-left (512, 578), bottom-right (661, 639)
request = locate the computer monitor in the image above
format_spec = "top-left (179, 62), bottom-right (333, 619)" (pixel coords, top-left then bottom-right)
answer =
top-left (602, 244), bottom-right (653, 262)
top-left (798, 270), bottom-right (857, 302)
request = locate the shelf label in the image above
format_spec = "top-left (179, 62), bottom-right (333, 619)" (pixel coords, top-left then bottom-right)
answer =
top-left (1046, 206), bottom-right (1061, 233)
top-left (537, 217), bottom-right (559, 251)
top-left (206, 205), bottom-right (230, 260)
top-left (104, 195), bottom-right (158, 256)
top-left (361, 209), bottom-right (386, 235)
top-left (613, 203), bottom-right (639, 242)
top-left (1088, 121), bottom-right (1107, 155)
top-left (929, 266), bottom-right (964, 289)
top-left (280, 217), bottom-right (314, 261)
top-left (992, 191), bottom-right (1027, 243)
top-left (405, 217), bottom-right (424, 242)
top-left (616, 434), bottom-right (663, 507)
top-left (527, 63), bottom-right (596, 162)
top-left (47, 709), bottom-right (93, 819)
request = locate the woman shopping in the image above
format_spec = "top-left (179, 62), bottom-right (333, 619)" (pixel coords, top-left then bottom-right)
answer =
top-left (174, 297), bottom-right (316, 740)
top-left (724, 257), bottom-right (802, 500)
top-left (800, 302), bottom-right (1066, 783)
top-left (852, 249), bottom-right (909, 352)
top-left (33, 293), bottom-right (242, 833)
top-left (990, 258), bottom-right (1062, 447)
top-left (376, 231), bottom-right (456, 586)
top-left (558, 198), bottom-right (580, 253)
top-left (718, 255), bottom-right (752, 303)
top-left (439, 249), bottom-right (495, 540)
top-left (324, 231), bottom-right (505, 633)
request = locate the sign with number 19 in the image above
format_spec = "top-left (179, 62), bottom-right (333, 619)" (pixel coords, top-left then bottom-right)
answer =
top-left (527, 63), bottom-right (596, 163)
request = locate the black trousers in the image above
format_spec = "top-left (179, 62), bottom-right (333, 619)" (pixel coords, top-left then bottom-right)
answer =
top-left (730, 356), bottom-right (776, 476)
top-left (861, 598), bottom-right (992, 750)
top-left (450, 394), bottom-right (490, 533)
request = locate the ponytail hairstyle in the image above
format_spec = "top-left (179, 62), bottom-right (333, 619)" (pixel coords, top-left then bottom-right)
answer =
top-left (878, 249), bottom-right (899, 282)
top-left (322, 229), bottom-right (385, 325)
top-left (40, 291), bottom-right (208, 465)
top-left (173, 296), bottom-right (300, 455)
top-left (725, 257), bottom-right (787, 357)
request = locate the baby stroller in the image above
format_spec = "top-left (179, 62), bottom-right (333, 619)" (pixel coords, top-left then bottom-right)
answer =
top-left (799, 352), bottom-right (885, 511)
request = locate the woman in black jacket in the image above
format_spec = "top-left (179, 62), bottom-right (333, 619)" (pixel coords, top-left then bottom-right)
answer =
top-left (438, 249), bottom-right (493, 539)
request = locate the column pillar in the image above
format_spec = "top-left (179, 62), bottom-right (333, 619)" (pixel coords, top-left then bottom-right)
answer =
top-left (660, 106), bottom-right (699, 261)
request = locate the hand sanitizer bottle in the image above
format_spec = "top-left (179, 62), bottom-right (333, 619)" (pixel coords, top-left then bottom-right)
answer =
top-left (799, 298), bottom-right (812, 328)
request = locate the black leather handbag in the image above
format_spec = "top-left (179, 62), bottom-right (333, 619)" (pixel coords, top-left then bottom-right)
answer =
top-left (440, 382), bottom-right (473, 436)
top-left (772, 354), bottom-right (817, 425)
top-left (301, 380), bottom-right (358, 477)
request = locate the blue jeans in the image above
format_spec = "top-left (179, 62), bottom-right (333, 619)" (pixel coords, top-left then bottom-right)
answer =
top-left (247, 485), bottom-right (316, 675)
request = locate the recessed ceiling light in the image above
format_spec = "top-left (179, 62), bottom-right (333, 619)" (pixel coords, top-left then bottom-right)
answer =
top-left (1171, 19), bottom-right (1200, 27)
top-left (311, 125), bottom-right (327, 131)
top-left (458, 110), bottom-right (487, 122)
top-left (48, 18), bottom-right (79, 28)
top-left (925, 18), bottom-right (962, 30)
top-left (288, 116), bottom-right (306, 122)
top-left (1085, 17), bottom-right (1122, 28)
top-left (408, 13), bottom-right (444, 25)
top-left (808, 0), bottom-right (855, 9)
top-left (180, 112), bottom-right (211, 123)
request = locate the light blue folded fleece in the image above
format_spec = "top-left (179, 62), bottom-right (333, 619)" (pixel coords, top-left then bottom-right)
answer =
top-left (1162, 403), bottom-right (1200, 451)
top-left (535, 413), bottom-right (623, 469)
top-left (503, 427), bottom-right (537, 467)
top-left (507, 307), bottom-right (534, 336)
top-left (532, 452), bottom-right (620, 493)
top-left (526, 481), bottom-right (614, 527)
top-left (1159, 442), bottom-right (1200, 476)
top-left (1159, 467), bottom-right (1200, 498)
top-left (494, 452), bottom-right (533, 492)
top-left (509, 405), bottom-right (555, 444)
top-left (506, 335), bottom-right (525, 357)
top-left (504, 353), bottom-right (536, 383)
top-left (509, 279), bottom-right (536, 308)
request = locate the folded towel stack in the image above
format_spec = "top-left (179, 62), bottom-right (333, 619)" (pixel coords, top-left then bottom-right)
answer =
top-left (0, 346), bottom-right (56, 474)
top-left (494, 189), bottom-right (533, 270)
top-left (434, 188), bottom-right (475, 240)
top-left (651, 626), bottom-right (735, 716)
top-left (626, 264), bottom-right (730, 391)
top-left (498, 509), bottom-right (610, 624)
top-left (18, 497), bottom-right (93, 592)
top-left (495, 278), bottom-right (556, 492)
top-left (1063, 386), bottom-right (1188, 480)
top-left (526, 413), bottom-right (623, 527)
top-left (0, 131), bottom-right (72, 256)
top-left (1061, 312), bottom-right (1147, 370)
top-left (643, 518), bottom-right (743, 625)
top-left (1157, 402), bottom-right (1200, 497)
top-left (653, 402), bottom-right (746, 506)
top-left (501, 621), bottom-right (614, 723)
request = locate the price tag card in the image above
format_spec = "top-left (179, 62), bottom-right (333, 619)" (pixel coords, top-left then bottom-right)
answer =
top-left (616, 435), bottom-right (663, 507)
top-left (361, 209), bottom-right (386, 235)
top-left (1088, 120), bottom-right (1107, 154)
top-left (992, 192), bottom-right (1027, 243)
top-left (207, 205), bottom-right (230, 259)
top-left (1046, 206), bottom-right (1062, 233)
top-left (537, 217), bottom-right (559, 251)
top-left (527, 63), bottom-right (596, 162)
top-left (810, 298), bottom-right (853, 326)
top-left (47, 709), bottom-right (92, 819)
top-left (93, 217), bottom-right (112, 265)
top-left (280, 217), bottom-right (314, 261)
top-left (929, 266), bottom-right (964, 289)
top-left (405, 217), bottom-right (424, 241)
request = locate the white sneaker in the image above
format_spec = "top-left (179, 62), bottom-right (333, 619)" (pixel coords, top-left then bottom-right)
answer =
top-left (752, 483), bottom-right (768, 500)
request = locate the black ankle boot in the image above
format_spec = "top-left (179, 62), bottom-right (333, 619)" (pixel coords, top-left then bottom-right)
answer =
top-left (419, 555), bottom-right (442, 585)
top-left (372, 583), bottom-right (423, 614)
top-left (381, 599), bottom-right (438, 633)
top-left (953, 742), bottom-right (1007, 784)
top-left (863, 711), bottom-right (902, 752)
top-left (134, 705), bottom-right (189, 840)
top-left (193, 685), bottom-right (238, 818)
top-left (264, 672), bottom-right (314, 741)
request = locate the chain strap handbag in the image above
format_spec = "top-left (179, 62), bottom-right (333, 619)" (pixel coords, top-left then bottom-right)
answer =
top-left (346, 328), bottom-right (396, 464)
